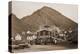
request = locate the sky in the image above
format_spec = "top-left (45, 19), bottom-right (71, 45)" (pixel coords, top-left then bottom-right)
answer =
top-left (12, 1), bottom-right (78, 23)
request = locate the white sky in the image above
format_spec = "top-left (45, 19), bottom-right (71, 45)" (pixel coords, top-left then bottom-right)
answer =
top-left (12, 1), bottom-right (78, 23)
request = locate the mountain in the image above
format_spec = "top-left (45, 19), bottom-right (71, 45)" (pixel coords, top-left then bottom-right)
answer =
top-left (21, 6), bottom-right (78, 32)
top-left (9, 13), bottom-right (29, 36)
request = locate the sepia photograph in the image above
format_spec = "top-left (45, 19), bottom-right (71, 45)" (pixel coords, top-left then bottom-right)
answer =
top-left (8, 1), bottom-right (78, 53)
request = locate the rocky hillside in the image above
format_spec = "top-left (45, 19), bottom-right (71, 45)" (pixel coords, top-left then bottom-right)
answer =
top-left (21, 6), bottom-right (78, 32)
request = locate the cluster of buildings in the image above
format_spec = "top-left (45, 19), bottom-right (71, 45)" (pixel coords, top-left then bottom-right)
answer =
top-left (12, 25), bottom-right (72, 44)
top-left (12, 25), bottom-right (73, 45)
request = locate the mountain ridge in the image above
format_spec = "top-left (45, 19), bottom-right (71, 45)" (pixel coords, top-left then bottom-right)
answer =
top-left (21, 6), bottom-right (77, 32)
top-left (21, 6), bottom-right (77, 24)
top-left (9, 13), bottom-right (30, 36)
